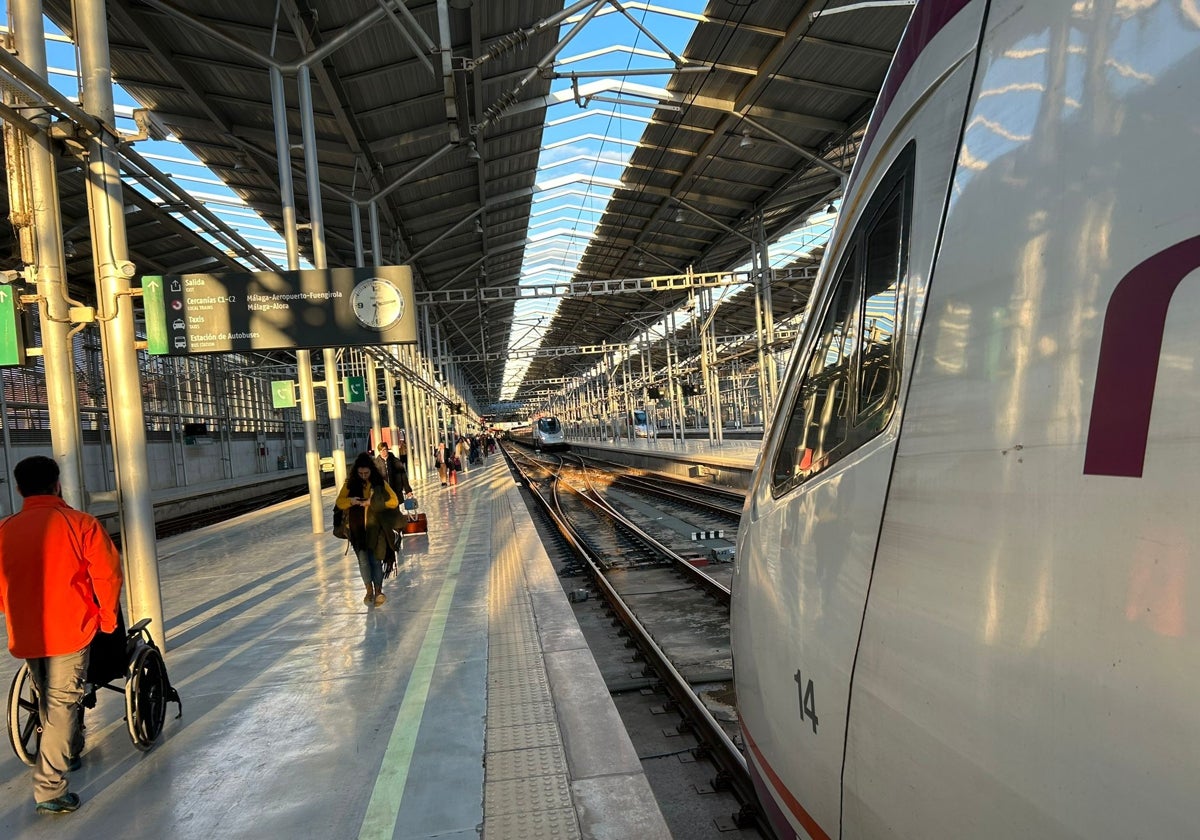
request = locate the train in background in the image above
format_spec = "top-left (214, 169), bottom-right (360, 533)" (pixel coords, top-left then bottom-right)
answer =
top-left (732, 3), bottom-right (1200, 839)
top-left (613, 408), bottom-right (656, 439)
top-left (509, 415), bottom-right (569, 452)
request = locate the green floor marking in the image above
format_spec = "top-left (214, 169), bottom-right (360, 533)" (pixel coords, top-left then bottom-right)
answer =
top-left (358, 491), bottom-right (480, 840)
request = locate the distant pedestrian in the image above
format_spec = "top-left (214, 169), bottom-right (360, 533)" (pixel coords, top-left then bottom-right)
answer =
top-left (374, 442), bottom-right (412, 498)
top-left (374, 442), bottom-right (411, 574)
top-left (0, 456), bottom-right (124, 815)
top-left (335, 452), bottom-right (399, 606)
top-left (435, 441), bottom-right (448, 486)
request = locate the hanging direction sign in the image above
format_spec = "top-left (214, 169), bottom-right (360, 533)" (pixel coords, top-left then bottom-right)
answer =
top-left (343, 376), bottom-right (366, 403)
top-left (0, 284), bottom-right (26, 366)
top-left (142, 265), bottom-right (416, 356)
top-left (271, 380), bottom-right (297, 409)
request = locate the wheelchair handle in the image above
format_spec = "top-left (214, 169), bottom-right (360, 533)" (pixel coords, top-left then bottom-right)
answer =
top-left (126, 617), bottom-right (153, 639)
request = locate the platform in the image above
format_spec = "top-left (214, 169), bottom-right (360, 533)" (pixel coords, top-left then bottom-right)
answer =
top-left (568, 434), bottom-right (761, 491)
top-left (84, 467), bottom-right (320, 535)
top-left (0, 457), bottom-right (668, 839)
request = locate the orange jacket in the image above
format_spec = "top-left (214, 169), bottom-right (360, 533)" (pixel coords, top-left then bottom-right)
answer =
top-left (0, 495), bottom-right (124, 658)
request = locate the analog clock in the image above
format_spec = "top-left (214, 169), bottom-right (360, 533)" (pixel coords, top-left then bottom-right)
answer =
top-left (350, 277), bottom-right (405, 330)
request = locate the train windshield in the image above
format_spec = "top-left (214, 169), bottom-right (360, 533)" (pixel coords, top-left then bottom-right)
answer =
top-left (537, 417), bottom-right (561, 434)
top-left (632, 410), bottom-right (648, 425)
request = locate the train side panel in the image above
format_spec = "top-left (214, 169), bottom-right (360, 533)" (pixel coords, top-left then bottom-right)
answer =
top-left (845, 3), bottom-right (1200, 838)
top-left (731, 4), bottom-right (987, 839)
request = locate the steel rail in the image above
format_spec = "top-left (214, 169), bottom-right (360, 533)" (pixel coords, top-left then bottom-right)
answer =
top-left (559, 453), bottom-right (730, 604)
top-left (503, 444), bottom-right (766, 834)
top-left (613, 473), bottom-right (743, 521)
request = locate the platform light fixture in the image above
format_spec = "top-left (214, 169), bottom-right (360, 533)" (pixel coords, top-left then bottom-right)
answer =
top-left (739, 130), bottom-right (754, 149)
top-left (674, 208), bottom-right (685, 223)
top-left (474, 218), bottom-right (484, 234)
top-left (466, 140), bottom-right (481, 162)
top-left (826, 203), bottom-right (837, 214)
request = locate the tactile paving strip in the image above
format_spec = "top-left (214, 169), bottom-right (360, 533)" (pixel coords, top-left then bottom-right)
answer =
top-left (487, 699), bottom-right (556, 729)
top-left (488, 678), bottom-right (553, 708)
top-left (485, 745), bottom-right (569, 782)
top-left (485, 497), bottom-right (582, 840)
top-left (485, 775), bottom-right (573, 815)
top-left (483, 807), bottom-right (579, 840)
top-left (486, 721), bottom-right (562, 753)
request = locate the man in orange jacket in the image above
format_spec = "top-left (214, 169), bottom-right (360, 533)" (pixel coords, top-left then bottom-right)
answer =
top-left (0, 456), bottom-right (123, 815)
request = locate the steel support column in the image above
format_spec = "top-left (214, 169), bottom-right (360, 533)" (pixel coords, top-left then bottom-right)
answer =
top-left (75, 0), bottom-right (164, 649)
top-left (271, 66), bottom-right (323, 533)
top-left (298, 64), bottom-right (346, 488)
top-left (9, 0), bottom-right (87, 509)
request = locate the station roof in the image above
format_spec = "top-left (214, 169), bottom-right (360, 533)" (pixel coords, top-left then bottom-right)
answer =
top-left (29, 0), bottom-right (913, 411)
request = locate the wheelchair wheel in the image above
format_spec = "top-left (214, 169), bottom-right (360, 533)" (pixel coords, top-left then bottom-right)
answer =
top-left (7, 664), bottom-right (39, 766)
top-left (125, 645), bottom-right (167, 751)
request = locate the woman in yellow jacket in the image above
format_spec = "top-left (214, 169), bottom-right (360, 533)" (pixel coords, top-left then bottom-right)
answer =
top-left (336, 452), bottom-right (399, 606)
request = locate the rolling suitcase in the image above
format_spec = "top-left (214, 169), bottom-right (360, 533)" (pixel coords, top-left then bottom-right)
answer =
top-left (402, 512), bottom-right (428, 535)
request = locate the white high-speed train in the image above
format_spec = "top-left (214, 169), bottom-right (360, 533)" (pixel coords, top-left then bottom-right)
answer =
top-left (614, 408), bottom-right (656, 439)
top-left (732, 3), bottom-right (1200, 839)
top-left (510, 415), bottom-right (568, 451)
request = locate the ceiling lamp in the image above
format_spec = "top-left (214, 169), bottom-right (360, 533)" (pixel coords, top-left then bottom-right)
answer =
top-left (826, 203), bottom-right (837, 214)
top-left (674, 208), bottom-right (685, 223)
top-left (739, 130), bottom-right (754, 149)
top-left (474, 218), bottom-right (484, 234)
top-left (466, 140), bottom-right (481, 161)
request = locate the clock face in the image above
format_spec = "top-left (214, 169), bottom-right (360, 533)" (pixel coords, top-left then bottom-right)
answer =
top-left (350, 278), bottom-right (404, 330)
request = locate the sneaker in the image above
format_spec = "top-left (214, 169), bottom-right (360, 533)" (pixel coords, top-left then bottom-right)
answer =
top-left (66, 755), bottom-right (82, 772)
top-left (374, 593), bottom-right (387, 606)
top-left (36, 793), bottom-right (81, 815)
top-left (363, 594), bottom-right (374, 605)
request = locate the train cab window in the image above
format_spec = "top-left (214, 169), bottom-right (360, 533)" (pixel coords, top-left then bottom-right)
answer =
top-left (772, 253), bottom-right (858, 488)
top-left (539, 417), bottom-right (561, 434)
top-left (857, 190), bottom-right (904, 421)
top-left (771, 143), bottom-right (912, 494)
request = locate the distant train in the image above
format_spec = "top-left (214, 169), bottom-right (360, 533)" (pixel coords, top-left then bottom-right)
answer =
top-left (732, 3), bottom-right (1200, 840)
top-left (613, 409), bottom-right (655, 439)
top-left (510, 416), bottom-right (568, 452)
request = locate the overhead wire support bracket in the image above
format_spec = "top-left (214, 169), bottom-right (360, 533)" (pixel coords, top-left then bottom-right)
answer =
top-left (571, 76), bottom-right (679, 111)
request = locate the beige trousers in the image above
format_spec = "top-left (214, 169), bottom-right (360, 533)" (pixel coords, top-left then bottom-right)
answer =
top-left (27, 646), bottom-right (88, 802)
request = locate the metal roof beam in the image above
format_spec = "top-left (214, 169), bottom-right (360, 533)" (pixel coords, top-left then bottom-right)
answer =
top-left (415, 269), bottom-right (751, 304)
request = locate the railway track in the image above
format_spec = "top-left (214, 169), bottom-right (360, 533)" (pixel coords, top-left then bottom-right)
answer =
top-left (503, 443), bottom-right (767, 837)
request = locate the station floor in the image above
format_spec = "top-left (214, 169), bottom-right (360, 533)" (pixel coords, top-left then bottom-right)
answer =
top-left (0, 456), bottom-right (669, 839)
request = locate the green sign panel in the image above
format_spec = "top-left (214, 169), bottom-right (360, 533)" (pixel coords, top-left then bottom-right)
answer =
top-left (141, 265), bottom-right (417, 356)
top-left (142, 275), bottom-right (167, 355)
top-left (271, 380), bottom-right (297, 409)
top-left (344, 376), bottom-right (366, 403)
top-left (0, 285), bottom-right (26, 367)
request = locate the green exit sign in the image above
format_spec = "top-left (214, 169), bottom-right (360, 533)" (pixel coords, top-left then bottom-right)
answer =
top-left (0, 284), bottom-right (26, 366)
top-left (344, 376), bottom-right (366, 403)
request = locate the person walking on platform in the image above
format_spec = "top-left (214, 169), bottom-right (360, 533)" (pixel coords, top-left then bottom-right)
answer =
top-left (435, 441), bottom-right (448, 486)
top-left (0, 456), bottom-right (124, 815)
top-left (455, 436), bottom-right (470, 474)
top-left (373, 442), bottom-right (411, 575)
top-left (336, 452), bottom-right (399, 607)
top-left (374, 442), bottom-right (412, 499)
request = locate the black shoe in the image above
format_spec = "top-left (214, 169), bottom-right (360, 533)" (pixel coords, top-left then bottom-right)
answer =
top-left (36, 793), bottom-right (81, 814)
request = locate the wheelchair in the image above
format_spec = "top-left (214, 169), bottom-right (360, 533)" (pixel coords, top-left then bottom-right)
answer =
top-left (6, 616), bottom-right (182, 766)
